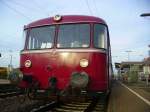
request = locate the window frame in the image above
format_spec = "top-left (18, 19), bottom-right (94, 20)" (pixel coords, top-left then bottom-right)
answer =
top-left (56, 23), bottom-right (92, 49)
top-left (23, 23), bottom-right (109, 51)
top-left (93, 23), bottom-right (108, 50)
top-left (26, 25), bottom-right (56, 50)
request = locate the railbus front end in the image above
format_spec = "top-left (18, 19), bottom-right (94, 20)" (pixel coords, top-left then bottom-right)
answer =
top-left (19, 15), bottom-right (112, 99)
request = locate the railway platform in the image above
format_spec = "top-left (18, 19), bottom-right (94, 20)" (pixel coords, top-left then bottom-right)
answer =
top-left (107, 81), bottom-right (150, 112)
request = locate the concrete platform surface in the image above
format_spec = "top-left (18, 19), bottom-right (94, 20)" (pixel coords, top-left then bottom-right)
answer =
top-left (107, 81), bottom-right (150, 112)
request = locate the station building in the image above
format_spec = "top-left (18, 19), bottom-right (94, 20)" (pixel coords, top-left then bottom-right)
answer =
top-left (119, 57), bottom-right (150, 82)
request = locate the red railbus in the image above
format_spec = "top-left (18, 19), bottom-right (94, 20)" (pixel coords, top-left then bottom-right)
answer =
top-left (19, 15), bottom-right (112, 98)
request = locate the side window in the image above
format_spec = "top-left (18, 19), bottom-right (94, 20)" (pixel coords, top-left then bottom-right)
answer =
top-left (94, 24), bottom-right (107, 49)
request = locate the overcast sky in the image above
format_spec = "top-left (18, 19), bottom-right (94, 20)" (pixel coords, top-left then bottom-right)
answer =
top-left (0, 0), bottom-right (150, 67)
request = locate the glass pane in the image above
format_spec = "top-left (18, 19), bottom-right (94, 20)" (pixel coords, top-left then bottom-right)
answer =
top-left (57, 24), bottom-right (90, 48)
top-left (27, 26), bottom-right (55, 49)
top-left (94, 24), bottom-right (107, 49)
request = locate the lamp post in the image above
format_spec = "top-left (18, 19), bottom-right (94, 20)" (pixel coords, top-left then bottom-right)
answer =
top-left (9, 50), bottom-right (12, 67)
top-left (8, 50), bottom-right (13, 73)
top-left (148, 45), bottom-right (150, 57)
top-left (125, 51), bottom-right (133, 82)
top-left (125, 50), bottom-right (133, 61)
top-left (140, 13), bottom-right (150, 85)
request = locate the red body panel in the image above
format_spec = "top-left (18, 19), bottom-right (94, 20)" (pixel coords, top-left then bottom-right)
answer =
top-left (20, 49), bottom-right (108, 91)
top-left (20, 15), bottom-right (111, 93)
top-left (25, 15), bottom-right (106, 28)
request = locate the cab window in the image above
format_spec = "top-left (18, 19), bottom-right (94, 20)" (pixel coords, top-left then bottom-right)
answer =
top-left (57, 24), bottom-right (90, 48)
top-left (27, 26), bottom-right (55, 49)
top-left (94, 24), bottom-right (107, 49)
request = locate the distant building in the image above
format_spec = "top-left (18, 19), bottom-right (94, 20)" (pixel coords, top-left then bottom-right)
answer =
top-left (121, 61), bottom-right (143, 73)
top-left (121, 57), bottom-right (150, 74)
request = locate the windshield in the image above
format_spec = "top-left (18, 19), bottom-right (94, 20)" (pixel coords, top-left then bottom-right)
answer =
top-left (27, 26), bottom-right (55, 49)
top-left (25, 24), bottom-right (107, 50)
top-left (57, 24), bottom-right (90, 48)
top-left (94, 24), bottom-right (107, 49)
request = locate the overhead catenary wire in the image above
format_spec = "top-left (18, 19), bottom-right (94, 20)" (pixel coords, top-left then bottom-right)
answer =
top-left (5, 0), bottom-right (48, 16)
top-left (93, 0), bottom-right (100, 15)
top-left (0, 0), bottom-right (32, 21)
top-left (85, 0), bottom-right (94, 16)
top-left (32, 0), bottom-right (50, 16)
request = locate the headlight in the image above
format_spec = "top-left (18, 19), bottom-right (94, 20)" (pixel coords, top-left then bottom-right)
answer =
top-left (53, 15), bottom-right (62, 21)
top-left (80, 59), bottom-right (89, 67)
top-left (24, 60), bottom-right (32, 68)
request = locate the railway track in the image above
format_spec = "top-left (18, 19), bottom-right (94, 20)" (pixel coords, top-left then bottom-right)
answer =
top-left (30, 97), bottom-right (107, 112)
top-left (0, 91), bottom-right (23, 98)
top-left (0, 84), bottom-right (19, 93)
top-left (0, 84), bottom-right (23, 98)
